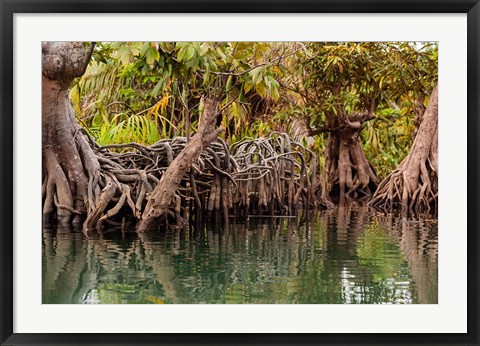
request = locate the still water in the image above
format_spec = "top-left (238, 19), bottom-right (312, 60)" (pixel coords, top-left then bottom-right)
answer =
top-left (42, 208), bottom-right (438, 304)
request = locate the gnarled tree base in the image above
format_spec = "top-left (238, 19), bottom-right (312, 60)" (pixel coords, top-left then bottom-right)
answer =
top-left (369, 83), bottom-right (438, 214)
top-left (318, 114), bottom-right (379, 207)
top-left (368, 156), bottom-right (437, 214)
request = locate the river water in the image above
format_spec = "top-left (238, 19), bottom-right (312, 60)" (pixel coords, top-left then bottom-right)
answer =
top-left (42, 208), bottom-right (438, 304)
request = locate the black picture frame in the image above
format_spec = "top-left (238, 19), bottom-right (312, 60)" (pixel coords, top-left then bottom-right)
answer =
top-left (1, 1), bottom-right (479, 345)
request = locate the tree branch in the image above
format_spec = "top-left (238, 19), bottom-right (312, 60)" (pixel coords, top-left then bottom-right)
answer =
top-left (81, 42), bottom-right (96, 75)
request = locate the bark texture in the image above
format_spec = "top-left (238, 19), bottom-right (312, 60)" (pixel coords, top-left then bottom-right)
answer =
top-left (42, 42), bottom-right (99, 224)
top-left (369, 83), bottom-right (438, 214)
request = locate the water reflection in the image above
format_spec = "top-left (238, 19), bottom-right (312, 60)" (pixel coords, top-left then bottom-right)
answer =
top-left (42, 208), bottom-right (438, 304)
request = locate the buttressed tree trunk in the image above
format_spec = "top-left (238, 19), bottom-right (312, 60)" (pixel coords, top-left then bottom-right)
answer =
top-left (315, 112), bottom-right (379, 207)
top-left (369, 82), bottom-right (438, 214)
top-left (42, 42), bottom-right (99, 224)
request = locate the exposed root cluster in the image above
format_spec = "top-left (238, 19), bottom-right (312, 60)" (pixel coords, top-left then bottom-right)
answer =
top-left (368, 149), bottom-right (438, 214)
top-left (44, 129), bottom-right (317, 233)
top-left (79, 136), bottom-right (237, 232)
top-left (231, 132), bottom-right (317, 215)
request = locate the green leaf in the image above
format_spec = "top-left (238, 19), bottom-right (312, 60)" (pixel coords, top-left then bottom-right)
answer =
top-left (140, 42), bottom-right (150, 56)
top-left (379, 76), bottom-right (385, 89)
top-left (117, 46), bottom-right (131, 65)
top-left (199, 42), bottom-right (210, 55)
top-left (145, 47), bottom-right (160, 66)
top-left (226, 75), bottom-right (233, 92)
top-left (177, 46), bottom-right (187, 62)
top-left (215, 47), bottom-right (227, 62)
top-left (203, 70), bottom-right (211, 85)
top-left (249, 67), bottom-right (263, 85)
top-left (243, 80), bottom-right (253, 94)
top-left (152, 79), bottom-right (163, 97)
top-left (184, 46), bottom-right (195, 61)
top-left (232, 102), bottom-right (239, 117)
top-left (129, 43), bottom-right (142, 56)
top-left (255, 80), bottom-right (266, 97)
top-left (263, 75), bottom-right (271, 89)
top-left (235, 42), bottom-right (252, 51)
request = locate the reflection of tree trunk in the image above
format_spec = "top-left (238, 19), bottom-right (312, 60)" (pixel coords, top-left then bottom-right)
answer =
top-left (43, 230), bottom-right (193, 304)
top-left (334, 206), bottom-right (369, 250)
top-left (339, 207), bottom-right (372, 285)
top-left (42, 230), bottom-right (96, 303)
top-left (138, 233), bottom-right (190, 304)
top-left (376, 214), bottom-right (438, 304)
top-left (399, 220), bottom-right (438, 304)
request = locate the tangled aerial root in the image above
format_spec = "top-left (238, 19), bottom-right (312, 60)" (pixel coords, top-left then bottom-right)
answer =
top-left (44, 129), bottom-right (320, 234)
top-left (80, 136), bottom-right (236, 232)
top-left (231, 132), bottom-right (318, 216)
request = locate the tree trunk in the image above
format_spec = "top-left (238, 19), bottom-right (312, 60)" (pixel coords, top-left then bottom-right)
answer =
top-left (318, 113), bottom-right (379, 206)
top-left (369, 82), bottom-right (438, 214)
top-left (42, 42), bottom-right (100, 224)
top-left (136, 99), bottom-right (224, 232)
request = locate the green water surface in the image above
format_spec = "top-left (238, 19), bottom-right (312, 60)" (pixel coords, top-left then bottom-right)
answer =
top-left (42, 208), bottom-right (438, 304)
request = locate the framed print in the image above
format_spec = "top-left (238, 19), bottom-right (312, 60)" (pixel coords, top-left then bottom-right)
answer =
top-left (1, 0), bottom-right (479, 345)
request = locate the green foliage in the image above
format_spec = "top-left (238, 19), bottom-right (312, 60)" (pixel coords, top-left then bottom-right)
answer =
top-left (74, 41), bottom-right (285, 147)
top-left (291, 42), bottom-right (437, 124)
top-left (362, 108), bottom-right (414, 178)
top-left (90, 114), bottom-right (160, 147)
